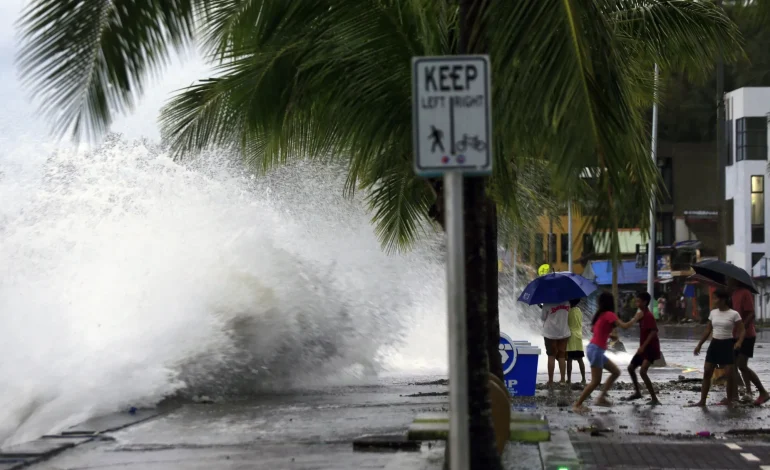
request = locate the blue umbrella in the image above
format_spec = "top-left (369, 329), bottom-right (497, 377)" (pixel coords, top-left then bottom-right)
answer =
top-left (518, 272), bottom-right (597, 305)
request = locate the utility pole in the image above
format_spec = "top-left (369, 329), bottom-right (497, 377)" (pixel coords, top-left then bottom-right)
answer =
top-left (716, 0), bottom-right (727, 261)
top-left (647, 64), bottom-right (659, 296)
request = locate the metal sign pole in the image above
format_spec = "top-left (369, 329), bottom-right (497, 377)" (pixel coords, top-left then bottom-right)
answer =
top-left (647, 63), bottom-right (659, 296)
top-left (444, 170), bottom-right (469, 470)
top-left (412, 54), bottom-right (490, 470)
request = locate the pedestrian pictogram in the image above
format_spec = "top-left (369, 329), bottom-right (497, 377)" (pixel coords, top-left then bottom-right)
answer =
top-left (429, 125), bottom-right (445, 153)
top-left (412, 55), bottom-right (492, 176)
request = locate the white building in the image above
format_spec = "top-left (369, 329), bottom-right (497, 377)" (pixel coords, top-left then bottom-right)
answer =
top-left (724, 87), bottom-right (770, 277)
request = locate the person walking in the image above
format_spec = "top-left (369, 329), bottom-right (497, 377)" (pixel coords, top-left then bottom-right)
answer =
top-left (623, 292), bottom-right (661, 405)
top-left (573, 292), bottom-right (640, 413)
top-left (541, 300), bottom-right (571, 388)
top-left (657, 295), bottom-right (666, 321)
top-left (727, 277), bottom-right (770, 405)
top-left (689, 289), bottom-right (745, 407)
top-left (566, 298), bottom-right (586, 384)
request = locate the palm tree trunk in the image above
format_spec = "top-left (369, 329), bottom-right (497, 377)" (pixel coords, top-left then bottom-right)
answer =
top-left (452, 0), bottom-right (502, 468)
top-left (463, 177), bottom-right (503, 470)
top-left (486, 196), bottom-right (503, 381)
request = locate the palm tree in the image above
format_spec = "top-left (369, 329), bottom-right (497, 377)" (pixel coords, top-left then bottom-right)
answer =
top-left (17, 1), bottom-right (741, 467)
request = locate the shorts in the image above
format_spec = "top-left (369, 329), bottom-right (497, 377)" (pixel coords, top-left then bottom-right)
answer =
top-left (705, 338), bottom-right (736, 366)
top-left (586, 343), bottom-right (608, 369)
top-left (630, 348), bottom-right (661, 367)
top-left (567, 350), bottom-right (585, 360)
top-left (737, 336), bottom-right (756, 358)
top-left (544, 337), bottom-right (568, 358)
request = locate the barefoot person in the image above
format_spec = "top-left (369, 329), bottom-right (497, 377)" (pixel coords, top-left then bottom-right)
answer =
top-left (566, 299), bottom-right (586, 384)
top-left (542, 301), bottom-right (571, 388)
top-left (573, 292), bottom-right (639, 413)
top-left (690, 289), bottom-right (745, 407)
top-left (727, 277), bottom-right (770, 405)
top-left (623, 291), bottom-right (661, 405)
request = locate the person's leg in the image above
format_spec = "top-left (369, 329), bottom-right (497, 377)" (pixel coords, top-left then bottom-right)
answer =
top-left (557, 341), bottom-right (567, 384)
top-left (691, 362), bottom-right (715, 406)
top-left (578, 358), bottom-right (586, 383)
top-left (737, 354), bottom-right (752, 397)
top-left (738, 355), bottom-right (770, 402)
top-left (547, 356), bottom-right (555, 386)
top-left (574, 366), bottom-right (602, 412)
top-left (724, 364), bottom-right (736, 405)
top-left (640, 359), bottom-right (659, 404)
top-left (627, 364), bottom-right (642, 398)
top-left (595, 358), bottom-right (620, 406)
top-left (545, 338), bottom-right (555, 387)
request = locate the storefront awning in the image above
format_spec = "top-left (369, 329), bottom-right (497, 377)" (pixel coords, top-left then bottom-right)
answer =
top-left (587, 260), bottom-right (648, 286)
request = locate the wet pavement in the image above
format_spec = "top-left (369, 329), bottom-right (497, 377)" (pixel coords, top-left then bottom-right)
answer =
top-left (25, 327), bottom-right (770, 469)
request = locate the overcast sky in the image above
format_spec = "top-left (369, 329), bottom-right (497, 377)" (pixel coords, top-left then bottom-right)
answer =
top-left (0, 0), bottom-right (209, 143)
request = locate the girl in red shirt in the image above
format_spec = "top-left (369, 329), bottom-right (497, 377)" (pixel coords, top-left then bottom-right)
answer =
top-left (573, 292), bottom-right (640, 413)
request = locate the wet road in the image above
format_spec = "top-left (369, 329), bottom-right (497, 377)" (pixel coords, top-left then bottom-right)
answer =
top-left (30, 327), bottom-right (770, 469)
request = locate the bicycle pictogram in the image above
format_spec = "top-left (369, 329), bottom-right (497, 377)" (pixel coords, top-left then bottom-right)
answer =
top-left (455, 134), bottom-right (487, 152)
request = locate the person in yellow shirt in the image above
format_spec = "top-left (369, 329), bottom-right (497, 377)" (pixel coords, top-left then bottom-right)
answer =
top-left (566, 298), bottom-right (586, 384)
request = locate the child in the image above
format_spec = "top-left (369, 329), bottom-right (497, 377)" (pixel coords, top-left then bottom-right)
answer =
top-left (573, 292), bottom-right (639, 413)
top-left (623, 291), bottom-right (661, 405)
top-left (566, 298), bottom-right (586, 384)
top-left (689, 289), bottom-right (745, 407)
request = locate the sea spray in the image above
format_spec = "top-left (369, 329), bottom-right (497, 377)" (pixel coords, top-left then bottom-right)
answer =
top-left (0, 134), bottom-right (541, 445)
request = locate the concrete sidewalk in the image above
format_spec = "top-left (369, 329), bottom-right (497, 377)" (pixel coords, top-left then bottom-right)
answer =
top-left (14, 377), bottom-right (770, 470)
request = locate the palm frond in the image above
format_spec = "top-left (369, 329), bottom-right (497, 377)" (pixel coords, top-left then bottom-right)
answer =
top-left (488, 0), bottom-right (659, 268)
top-left (17, 0), bottom-right (197, 141)
top-left (361, 164), bottom-right (435, 253)
top-left (609, 0), bottom-right (744, 79)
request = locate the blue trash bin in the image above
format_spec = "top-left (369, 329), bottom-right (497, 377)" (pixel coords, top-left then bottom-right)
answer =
top-left (499, 333), bottom-right (541, 397)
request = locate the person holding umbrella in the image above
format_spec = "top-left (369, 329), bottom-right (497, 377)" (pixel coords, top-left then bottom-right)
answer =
top-left (692, 259), bottom-right (770, 406)
top-left (689, 289), bottom-right (745, 407)
top-left (518, 272), bottom-right (597, 388)
top-left (728, 277), bottom-right (770, 405)
top-left (542, 300), bottom-right (571, 387)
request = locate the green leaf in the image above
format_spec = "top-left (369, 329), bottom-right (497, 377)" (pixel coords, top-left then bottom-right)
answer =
top-left (17, 0), bottom-right (197, 141)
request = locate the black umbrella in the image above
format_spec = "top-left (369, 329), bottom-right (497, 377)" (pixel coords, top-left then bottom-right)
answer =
top-left (691, 259), bottom-right (759, 294)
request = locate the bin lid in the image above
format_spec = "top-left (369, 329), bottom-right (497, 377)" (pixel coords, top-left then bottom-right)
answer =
top-left (515, 346), bottom-right (541, 355)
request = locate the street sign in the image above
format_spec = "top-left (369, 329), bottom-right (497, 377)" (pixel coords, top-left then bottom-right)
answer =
top-left (412, 55), bottom-right (492, 176)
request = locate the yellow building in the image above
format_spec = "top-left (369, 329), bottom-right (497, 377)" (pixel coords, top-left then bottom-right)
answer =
top-left (516, 214), bottom-right (651, 275)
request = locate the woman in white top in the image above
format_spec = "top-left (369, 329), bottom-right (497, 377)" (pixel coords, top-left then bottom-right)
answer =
top-left (690, 289), bottom-right (746, 407)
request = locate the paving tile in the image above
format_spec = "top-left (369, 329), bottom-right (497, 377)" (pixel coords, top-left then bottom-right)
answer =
top-left (574, 442), bottom-right (755, 469)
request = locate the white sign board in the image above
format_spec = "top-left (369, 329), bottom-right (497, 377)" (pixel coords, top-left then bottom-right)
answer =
top-left (412, 55), bottom-right (492, 176)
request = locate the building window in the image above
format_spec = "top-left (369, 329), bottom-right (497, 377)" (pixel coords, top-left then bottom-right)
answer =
top-left (726, 198), bottom-right (734, 245)
top-left (560, 234), bottom-right (569, 263)
top-left (534, 234), bottom-right (544, 265)
top-left (726, 119), bottom-right (734, 166)
top-left (736, 117), bottom-right (767, 161)
top-left (752, 175), bottom-right (765, 243)
top-left (753, 252), bottom-right (764, 268)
